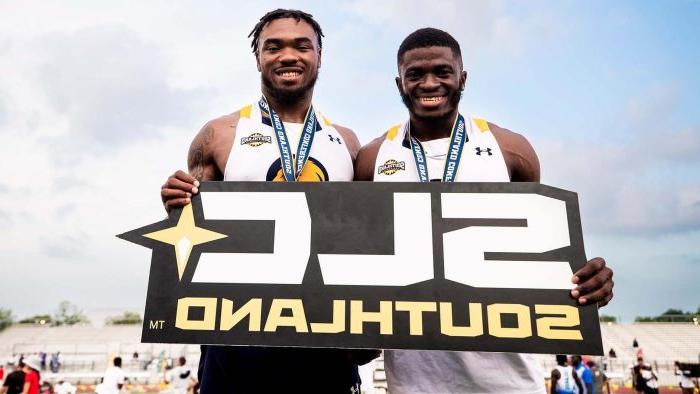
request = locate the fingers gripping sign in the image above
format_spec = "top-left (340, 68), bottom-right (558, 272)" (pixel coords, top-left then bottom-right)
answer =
top-left (571, 257), bottom-right (614, 307)
top-left (161, 170), bottom-right (200, 212)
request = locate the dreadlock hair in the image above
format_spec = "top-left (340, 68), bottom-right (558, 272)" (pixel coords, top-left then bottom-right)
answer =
top-left (248, 9), bottom-right (324, 54)
top-left (397, 28), bottom-right (462, 67)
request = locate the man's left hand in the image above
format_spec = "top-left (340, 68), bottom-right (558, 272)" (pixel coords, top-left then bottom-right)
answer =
top-left (570, 257), bottom-right (614, 307)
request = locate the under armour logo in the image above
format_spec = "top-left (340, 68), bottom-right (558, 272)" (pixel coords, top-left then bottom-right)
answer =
top-left (328, 134), bottom-right (342, 144)
top-left (475, 147), bottom-right (493, 156)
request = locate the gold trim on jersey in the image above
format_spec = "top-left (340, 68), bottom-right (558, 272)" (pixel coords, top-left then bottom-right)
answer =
top-left (386, 124), bottom-right (402, 141)
top-left (473, 118), bottom-right (490, 133)
top-left (240, 104), bottom-right (253, 119)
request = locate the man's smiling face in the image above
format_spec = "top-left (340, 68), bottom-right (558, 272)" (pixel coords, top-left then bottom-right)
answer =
top-left (257, 17), bottom-right (321, 103)
top-left (397, 46), bottom-right (466, 120)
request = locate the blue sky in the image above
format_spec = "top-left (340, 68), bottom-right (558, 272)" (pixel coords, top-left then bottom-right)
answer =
top-left (0, 0), bottom-right (698, 323)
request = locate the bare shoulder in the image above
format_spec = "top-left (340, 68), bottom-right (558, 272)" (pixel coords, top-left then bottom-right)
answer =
top-left (488, 121), bottom-right (540, 182)
top-left (203, 111), bottom-right (241, 146)
top-left (354, 133), bottom-right (386, 181)
top-left (188, 111), bottom-right (241, 181)
top-left (333, 123), bottom-right (361, 161)
top-left (551, 368), bottom-right (561, 379)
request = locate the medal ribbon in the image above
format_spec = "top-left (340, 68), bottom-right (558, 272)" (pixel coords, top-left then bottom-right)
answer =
top-left (409, 114), bottom-right (467, 182)
top-left (259, 96), bottom-right (317, 182)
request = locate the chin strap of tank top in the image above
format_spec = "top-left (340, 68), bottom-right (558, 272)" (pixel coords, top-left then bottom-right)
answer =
top-left (408, 113), bottom-right (468, 182)
top-left (259, 96), bottom-right (317, 182)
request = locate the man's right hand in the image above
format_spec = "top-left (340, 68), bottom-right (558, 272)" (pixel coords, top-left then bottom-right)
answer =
top-left (161, 170), bottom-right (200, 212)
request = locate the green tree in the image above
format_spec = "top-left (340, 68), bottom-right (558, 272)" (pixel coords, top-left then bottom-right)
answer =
top-left (18, 314), bottom-right (53, 325)
top-left (661, 308), bottom-right (686, 316)
top-left (106, 311), bottom-right (142, 325)
top-left (599, 315), bottom-right (617, 323)
top-left (53, 301), bottom-right (89, 326)
top-left (635, 308), bottom-right (696, 322)
top-left (0, 308), bottom-right (14, 331)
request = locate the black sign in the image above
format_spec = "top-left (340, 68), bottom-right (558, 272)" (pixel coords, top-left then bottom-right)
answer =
top-left (118, 182), bottom-right (602, 355)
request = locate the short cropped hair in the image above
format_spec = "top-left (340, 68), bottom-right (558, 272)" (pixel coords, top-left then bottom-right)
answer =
top-left (397, 27), bottom-right (462, 66)
top-left (249, 9), bottom-right (324, 54)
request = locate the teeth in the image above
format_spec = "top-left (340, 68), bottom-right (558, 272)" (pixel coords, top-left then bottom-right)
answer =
top-left (420, 97), bottom-right (444, 102)
top-left (280, 71), bottom-right (301, 77)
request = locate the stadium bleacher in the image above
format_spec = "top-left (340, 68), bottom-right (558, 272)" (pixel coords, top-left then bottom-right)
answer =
top-left (0, 324), bottom-right (200, 385)
top-left (1, 322), bottom-right (698, 390)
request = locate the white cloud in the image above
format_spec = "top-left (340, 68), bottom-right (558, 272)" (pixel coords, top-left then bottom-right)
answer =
top-left (537, 124), bottom-right (700, 235)
top-left (34, 27), bottom-right (197, 148)
top-left (341, 0), bottom-right (569, 59)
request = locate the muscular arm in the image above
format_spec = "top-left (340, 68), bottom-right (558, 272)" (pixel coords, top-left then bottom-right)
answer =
top-left (188, 113), bottom-right (239, 182)
top-left (550, 369), bottom-right (560, 394)
top-left (187, 123), bottom-right (219, 182)
top-left (573, 370), bottom-right (583, 394)
top-left (353, 135), bottom-right (385, 181)
top-left (334, 124), bottom-right (362, 162)
top-left (162, 113), bottom-right (237, 211)
top-left (489, 122), bottom-right (540, 182)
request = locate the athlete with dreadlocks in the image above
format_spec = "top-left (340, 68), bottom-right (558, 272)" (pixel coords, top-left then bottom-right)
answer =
top-left (160, 9), bottom-right (377, 393)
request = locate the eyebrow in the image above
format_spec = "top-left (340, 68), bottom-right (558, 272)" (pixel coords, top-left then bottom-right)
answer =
top-left (262, 37), bottom-right (314, 46)
top-left (405, 63), bottom-right (454, 72)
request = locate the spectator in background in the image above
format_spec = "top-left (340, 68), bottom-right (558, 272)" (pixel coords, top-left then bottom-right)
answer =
top-left (37, 355), bottom-right (45, 373)
top-left (129, 352), bottom-right (140, 371)
top-left (101, 357), bottom-right (125, 394)
top-left (1, 362), bottom-right (25, 394)
top-left (48, 354), bottom-right (60, 374)
top-left (608, 348), bottom-right (616, 358)
top-left (20, 356), bottom-right (40, 394)
top-left (675, 361), bottom-right (697, 394)
top-left (587, 361), bottom-right (610, 394)
top-left (550, 355), bottom-right (582, 394)
top-left (53, 378), bottom-right (75, 394)
top-left (165, 357), bottom-right (196, 394)
top-left (632, 357), bottom-right (659, 394)
top-left (572, 355), bottom-right (593, 394)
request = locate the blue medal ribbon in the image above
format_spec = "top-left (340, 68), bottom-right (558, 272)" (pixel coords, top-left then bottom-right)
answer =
top-left (409, 114), bottom-right (467, 182)
top-left (259, 96), bottom-right (317, 182)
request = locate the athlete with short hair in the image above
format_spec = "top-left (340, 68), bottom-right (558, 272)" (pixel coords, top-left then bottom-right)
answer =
top-left (160, 9), bottom-right (376, 393)
top-left (164, 357), bottom-right (196, 394)
top-left (572, 355), bottom-right (594, 394)
top-left (353, 27), bottom-right (614, 394)
top-left (551, 355), bottom-right (583, 394)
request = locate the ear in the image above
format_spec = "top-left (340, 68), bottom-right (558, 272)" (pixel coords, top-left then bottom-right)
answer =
top-left (395, 76), bottom-right (403, 95)
top-left (459, 70), bottom-right (467, 91)
top-left (255, 52), bottom-right (262, 72)
top-left (318, 47), bottom-right (322, 69)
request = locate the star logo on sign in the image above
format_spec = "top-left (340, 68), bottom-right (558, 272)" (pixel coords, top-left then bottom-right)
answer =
top-left (118, 203), bottom-right (227, 281)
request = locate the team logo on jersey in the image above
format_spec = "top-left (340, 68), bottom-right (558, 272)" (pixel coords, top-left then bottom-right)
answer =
top-left (475, 147), bottom-right (493, 156)
top-left (328, 134), bottom-right (342, 144)
top-left (241, 132), bottom-right (272, 147)
top-left (378, 159), bottom-right (406, 176)
top-left (266, 156), bottom-right (329, 182)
